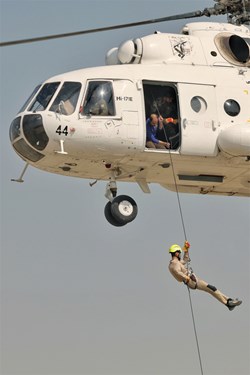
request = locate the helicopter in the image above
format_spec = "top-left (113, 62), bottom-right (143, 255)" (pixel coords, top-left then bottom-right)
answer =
top-left (3, 0), bottom-right (250, 227)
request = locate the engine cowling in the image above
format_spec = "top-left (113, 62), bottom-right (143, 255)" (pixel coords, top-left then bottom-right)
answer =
top-left (218, 124), bottom-right (250, 156)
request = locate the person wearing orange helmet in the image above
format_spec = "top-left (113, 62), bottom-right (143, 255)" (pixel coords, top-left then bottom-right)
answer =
top-left (168, 242), bottom-right (242, 311)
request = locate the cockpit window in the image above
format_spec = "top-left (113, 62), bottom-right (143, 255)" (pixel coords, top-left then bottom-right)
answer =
top-left (28, 82), bottom-right (60, 112)
top-left (9, 116), bottom-right (21, 142)
top-left (49, 82), bottom-right (81, 115)
top-left (23, 114), bottom-right (49, 150)
top-left (19, 84), bottom-right (42, 113)
top-left (82, 81), bottom-right (115, 116)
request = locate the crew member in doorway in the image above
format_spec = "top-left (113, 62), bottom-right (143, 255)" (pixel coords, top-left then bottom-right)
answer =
top-left (146, 114), bottom-right (170, 149)
top-left (152, 91), bottom-right (180, 149)
top-left (168, 242), bottom-right (242, 311)
top-left (157, 117), bottom-right (180, 149)
top-left (156, 92), bottom-right (177, 119)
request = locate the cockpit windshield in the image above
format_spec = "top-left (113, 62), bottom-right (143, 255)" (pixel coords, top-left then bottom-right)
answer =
top-left (49, 82), bottom-right (81, 115)
top-left (19, 84), bottom-right (42, 113)
top-left (28, 82), bottom-right (60, 112)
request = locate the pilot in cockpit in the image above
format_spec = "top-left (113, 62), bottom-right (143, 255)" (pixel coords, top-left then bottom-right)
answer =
top-left (84, 83), bottom-right (109, 116)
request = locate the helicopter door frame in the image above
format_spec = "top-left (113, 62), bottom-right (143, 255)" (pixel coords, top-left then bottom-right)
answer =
top-left (178, 83), bottom-right (219, 157)
top-left (142, 81), bottom-right (180, 152)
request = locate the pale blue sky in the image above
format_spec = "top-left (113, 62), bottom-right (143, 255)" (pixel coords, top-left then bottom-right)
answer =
top-left (0, 1), bottom-right (250, 374)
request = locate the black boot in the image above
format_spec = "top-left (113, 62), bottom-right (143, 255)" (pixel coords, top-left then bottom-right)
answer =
top-left (226, 298), bottom-right (242, 311)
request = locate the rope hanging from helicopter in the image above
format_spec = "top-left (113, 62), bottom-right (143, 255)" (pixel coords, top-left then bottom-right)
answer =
top-left (167, 148), bottom-right (204, 375)
top-left (150, 91), bottom-right (204, 375)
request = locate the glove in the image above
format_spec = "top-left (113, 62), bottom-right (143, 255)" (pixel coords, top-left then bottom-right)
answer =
top-left (166, 117), bottom-right (174, 123)
top-left (183, 241), bottom-right (190, 252)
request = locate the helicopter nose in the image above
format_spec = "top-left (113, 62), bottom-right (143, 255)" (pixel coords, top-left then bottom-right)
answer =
top-left (10, 114), bottom-right (48, 162)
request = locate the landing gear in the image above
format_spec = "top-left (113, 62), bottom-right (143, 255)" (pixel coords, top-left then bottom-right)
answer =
top-left (104, 180), bottom-right (138, 226)
top-left (104, 201), bottom-right (125, 227)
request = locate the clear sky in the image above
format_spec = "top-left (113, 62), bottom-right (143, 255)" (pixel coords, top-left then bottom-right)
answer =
top-left (0, 1), bottom-right (249, 374)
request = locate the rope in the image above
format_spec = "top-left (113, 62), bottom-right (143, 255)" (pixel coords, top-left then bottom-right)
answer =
top-left (148, 91), bottom-right (187, 237)
top-left (187, 287), bottom-right (204, 375)
top-left (169, 153), bottom-right (204, 375)
top-left (150, 93), bottom-right (205, 374)
top-left (169, 146), bottom-right (204, 375)
top-left (168, 151), bottom-right (187, 240)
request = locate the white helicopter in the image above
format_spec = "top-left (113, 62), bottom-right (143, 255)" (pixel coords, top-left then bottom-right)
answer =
top-left (4, 0), bottom-right (250, 226)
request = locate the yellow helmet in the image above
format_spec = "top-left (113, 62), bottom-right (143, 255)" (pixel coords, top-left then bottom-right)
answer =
top-left (169, 244), bottom-right (182, 253)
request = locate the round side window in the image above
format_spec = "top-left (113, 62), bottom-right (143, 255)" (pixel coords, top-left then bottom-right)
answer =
top-left (224, 99), bottom-right (240, 117)
top-left (190, 96), bottom-right (207, 113)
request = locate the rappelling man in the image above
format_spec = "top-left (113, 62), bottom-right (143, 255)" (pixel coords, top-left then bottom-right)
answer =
top-left (168, 241), bottom-right (242, 311)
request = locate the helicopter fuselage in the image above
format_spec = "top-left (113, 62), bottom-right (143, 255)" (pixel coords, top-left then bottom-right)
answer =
top-left (10, 22), bottom-right (250, 199)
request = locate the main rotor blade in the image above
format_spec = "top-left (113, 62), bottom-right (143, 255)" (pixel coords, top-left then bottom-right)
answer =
top-left (0, 11), bottom-right (203, 47)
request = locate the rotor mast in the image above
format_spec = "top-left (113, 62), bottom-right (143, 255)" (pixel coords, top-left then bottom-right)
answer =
top-left (204, 0), bottom-right (250, 25)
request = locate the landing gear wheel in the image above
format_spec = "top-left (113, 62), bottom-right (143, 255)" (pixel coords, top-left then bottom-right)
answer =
top-left (104, 201), bottom-right (126, 227)
top-left (111, 195), bottom-right (138, 225)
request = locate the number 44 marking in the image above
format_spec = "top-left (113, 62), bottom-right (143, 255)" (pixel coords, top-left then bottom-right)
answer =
top-left (56, 125), bottom-right (68, 136)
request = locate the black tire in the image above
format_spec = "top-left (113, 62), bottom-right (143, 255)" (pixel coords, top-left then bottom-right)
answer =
top-left (104, 201), bottom-right (126, 227)
top-left (111, 195), bottom-right (138, 224)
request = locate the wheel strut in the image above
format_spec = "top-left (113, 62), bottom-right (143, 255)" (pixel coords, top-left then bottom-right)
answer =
top-left (105, 180), bottom-right (117, 202)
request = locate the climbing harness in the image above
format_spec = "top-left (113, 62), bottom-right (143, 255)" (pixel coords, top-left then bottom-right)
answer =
top-left (186, 267), bottom-right (198, 289)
